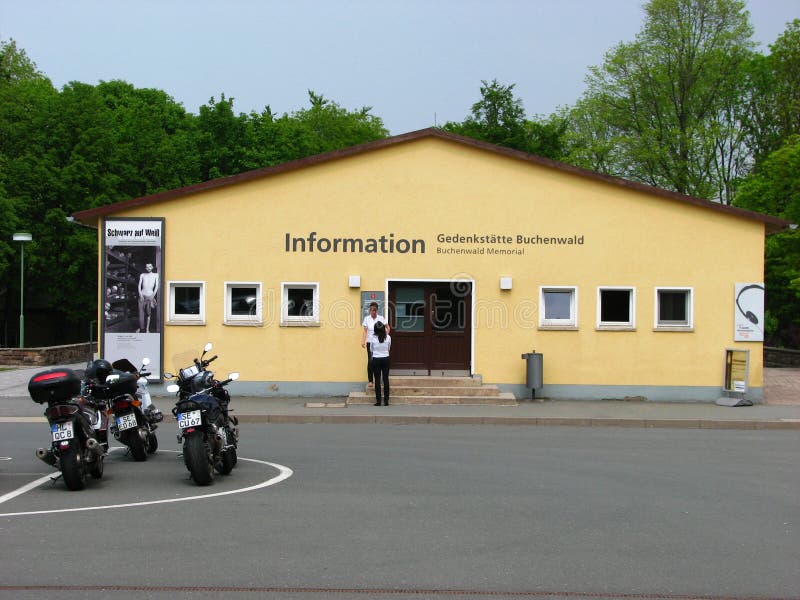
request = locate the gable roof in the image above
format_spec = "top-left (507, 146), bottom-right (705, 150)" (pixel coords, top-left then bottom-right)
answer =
top-left (72, 127), bottom-right (791, 233)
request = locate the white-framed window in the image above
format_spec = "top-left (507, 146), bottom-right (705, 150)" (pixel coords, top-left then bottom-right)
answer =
top-left (597, 286), bottom-right (636, 330)
top-left (281, 282), bottom-right (320, 326)
top-left (167, 281), bottom-right (205, 325)
top-left (224, 282), bottom-right (262, 326)
top-left (539, 286), bottom-right (578, 329)
top-left (654, 287), bottom-right (693, 330)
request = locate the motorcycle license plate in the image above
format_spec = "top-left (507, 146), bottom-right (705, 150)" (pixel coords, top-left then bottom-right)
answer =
top-left (116, 413), bottom-right (138, 431)
top-left (177, 410), bottom-right (202, 429)
top-left (51, 422), bottom-right (74, 442)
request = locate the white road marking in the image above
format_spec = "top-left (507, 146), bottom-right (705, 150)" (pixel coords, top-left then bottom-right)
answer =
top-left (0, 450), bottom-right (293, 517)
top-left (0, 474), bottom-right (54, 505)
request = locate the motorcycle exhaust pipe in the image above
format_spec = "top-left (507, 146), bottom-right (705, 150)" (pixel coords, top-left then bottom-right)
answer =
top-left (138, 429), bottom-right (148, 441)
top-left (36, 447), bottom-right (57, 466)
top-left (85, 437), bottom-right (105, 457)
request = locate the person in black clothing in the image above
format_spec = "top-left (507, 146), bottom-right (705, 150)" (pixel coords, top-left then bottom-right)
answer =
top-left (370, 321), bottom-right (391, 406)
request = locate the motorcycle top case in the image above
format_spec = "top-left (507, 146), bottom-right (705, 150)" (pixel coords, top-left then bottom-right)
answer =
top-left (106, 370), bottom-right (138, 395)
top-left (28, 368), bottom-right (82, 404)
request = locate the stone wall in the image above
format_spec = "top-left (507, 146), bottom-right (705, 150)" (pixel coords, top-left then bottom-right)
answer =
top-left (0, 343), bottom-right (97, 367)
top-left (764, 346), bottom-right (800, 368)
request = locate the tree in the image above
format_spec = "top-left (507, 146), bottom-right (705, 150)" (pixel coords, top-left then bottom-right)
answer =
top-left (246, 90), bottom-right (388, 168)
top-left (444, 79), bottom-right (528, 149)
top-left (734, 136), bottom-right (800, 347)
top-left (742, 19), bottom-right (800, 165)
top-left (443, 79), bottom-right (568, 160)
top-left (566, 0), bottom-right (755, 203)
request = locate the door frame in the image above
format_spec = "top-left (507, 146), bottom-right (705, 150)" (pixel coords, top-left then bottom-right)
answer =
top-left (384, 277), bottom-right (475, 376)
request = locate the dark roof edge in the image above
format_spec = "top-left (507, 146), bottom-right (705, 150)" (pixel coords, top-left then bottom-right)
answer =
top-left (72, 127), bottom-right (792, 234)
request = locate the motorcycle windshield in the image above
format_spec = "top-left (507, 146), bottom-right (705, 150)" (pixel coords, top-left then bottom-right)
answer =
top-left (171, 348), bottom-right (202, 379)
top-left (111, 358), bottom-right (138, 373)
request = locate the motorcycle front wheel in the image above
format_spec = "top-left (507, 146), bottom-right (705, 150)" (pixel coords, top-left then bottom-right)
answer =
top-left (184, 433), bottom-right (214, 486)
top-left (146, 431), bottom-right (158, 454)
top-left (61, 445), bottom-right (86, 491)
top-left (88, 455), bottom-right (104, 479)
top-left (123, 430), bottom-right (147, 461)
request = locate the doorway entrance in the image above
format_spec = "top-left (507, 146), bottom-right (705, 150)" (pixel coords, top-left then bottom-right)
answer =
top-left (388, 281), bottom-right (472, 375)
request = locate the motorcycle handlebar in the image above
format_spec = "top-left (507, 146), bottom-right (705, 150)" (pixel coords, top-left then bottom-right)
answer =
top-left (203, 355), bottom-right (218, 366)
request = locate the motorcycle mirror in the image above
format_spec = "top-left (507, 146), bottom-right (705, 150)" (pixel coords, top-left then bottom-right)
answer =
top-left (106, 374), bottom-right (120, 384)
top-left (142, 357), bottom-right (151, 366)
top-left (228, 372), bottom-right (240, 381)
top-left (166, 384), bottom-right (180, 393)
top-left (203, 342), bottom-right (213, 353)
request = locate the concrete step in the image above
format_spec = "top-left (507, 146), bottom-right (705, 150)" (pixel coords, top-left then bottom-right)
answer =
top-left (388, 376), bottom-right (483, 388)
top-left (385, 385), bottom-right (502, 397)
top-left (347, 391), bottom-right (517, 406)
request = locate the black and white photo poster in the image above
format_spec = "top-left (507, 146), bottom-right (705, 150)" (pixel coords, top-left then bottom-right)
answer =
top-left (734, 283), bottom-right (764, 342)
top-left (102, 218), bottom-right (164, 378)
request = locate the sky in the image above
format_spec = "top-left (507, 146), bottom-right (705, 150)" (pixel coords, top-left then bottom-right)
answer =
top-left (1, 0), bottom-right (797, 135)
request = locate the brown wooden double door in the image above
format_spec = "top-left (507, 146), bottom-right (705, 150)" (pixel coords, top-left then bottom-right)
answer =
top-left (388, 282), bottom-right (472, 375)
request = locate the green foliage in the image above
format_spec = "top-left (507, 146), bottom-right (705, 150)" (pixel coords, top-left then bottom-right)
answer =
top-left (735, 136), bottom-right (800, 347)
top-left (442, 79), bottom-right (568, 160)
top-left (735, 136), bottom-right (800, 221)
top-left (246, 90), bottom-right (388, 168)
top-left (741, 20), bottom-right (800, 164)
top-left (565, 0), bottom-right (755, 203)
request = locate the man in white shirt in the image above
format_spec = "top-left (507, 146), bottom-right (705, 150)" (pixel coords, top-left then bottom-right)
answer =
top-left (361, 301), bottom-right (390, 388)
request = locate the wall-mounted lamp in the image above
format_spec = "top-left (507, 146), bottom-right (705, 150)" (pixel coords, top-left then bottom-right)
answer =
top-left (348, 275), bottom-right (361, 288)
top-left (500, 277), bottom-right (512, 290)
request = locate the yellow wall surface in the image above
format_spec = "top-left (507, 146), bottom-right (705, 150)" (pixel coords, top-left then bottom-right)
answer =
top-left (101, 137), bottom-right (765, 388)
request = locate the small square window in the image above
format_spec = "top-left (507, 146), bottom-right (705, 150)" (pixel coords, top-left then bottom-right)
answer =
top-left (225, 282), bottom-right (262, 326)
top-left (539, 286), bottom-right (578, 329)
top-left (167, 281), bottom-right (205, 325)
top-left (597, 287), bottom-right (635, 329)
top-left (281, 282), bottom-right (319, 326)
top-left (655, 288), bottom-right (693, 329)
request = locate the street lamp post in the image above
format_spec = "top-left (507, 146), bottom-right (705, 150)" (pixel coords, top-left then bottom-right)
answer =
top-left (12, 233), bottom-right (32, 348)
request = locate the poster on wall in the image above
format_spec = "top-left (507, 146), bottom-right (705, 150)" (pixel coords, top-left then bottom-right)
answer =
top-left (102, 218), bottom-right (164, 379)
top-left (734, 283), bottom-right (764, 342)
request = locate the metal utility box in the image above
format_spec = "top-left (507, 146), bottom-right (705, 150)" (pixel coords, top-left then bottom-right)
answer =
top-left (521, 351), bottom-right (543, 399)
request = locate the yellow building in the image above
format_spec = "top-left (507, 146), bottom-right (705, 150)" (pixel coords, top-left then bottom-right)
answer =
top-left (73, 129), bottom-right (788, 402)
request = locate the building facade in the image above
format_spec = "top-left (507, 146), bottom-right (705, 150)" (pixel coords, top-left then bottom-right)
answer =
top-left (73, 129), bottom-right (788, 402)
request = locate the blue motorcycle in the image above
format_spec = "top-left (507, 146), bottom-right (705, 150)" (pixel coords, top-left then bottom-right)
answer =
top-left (165, 343), bottom-right (240, 486)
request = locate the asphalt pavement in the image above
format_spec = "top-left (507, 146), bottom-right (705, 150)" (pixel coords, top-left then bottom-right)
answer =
top-left (1, 362), bottom-right (798, 429)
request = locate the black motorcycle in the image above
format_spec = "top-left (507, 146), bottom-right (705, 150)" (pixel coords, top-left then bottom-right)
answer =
top-left (29, 368), bottom-right (109, 491)
top-left (103, 357), bottom-right (162, 461)
top-left (165, 343), bottom-right (240, 486)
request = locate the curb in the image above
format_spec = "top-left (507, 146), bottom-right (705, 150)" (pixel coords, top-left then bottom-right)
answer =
top-left (229, 414), bottom-right (800, 429)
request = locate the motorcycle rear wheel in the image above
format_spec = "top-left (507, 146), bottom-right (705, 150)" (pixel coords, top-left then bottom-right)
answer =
top-left (61, 446), bottom-right (86, 491)
top-left (184, 434), bottom-right (214, 486)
